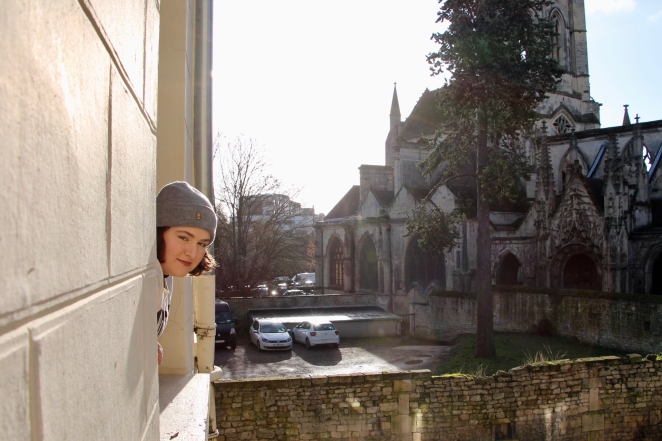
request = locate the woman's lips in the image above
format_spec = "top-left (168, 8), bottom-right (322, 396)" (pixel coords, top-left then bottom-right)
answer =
top-left (177, 259), bottom-right (192, 267)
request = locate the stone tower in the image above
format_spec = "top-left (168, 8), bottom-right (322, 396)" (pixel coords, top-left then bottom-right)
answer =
top-left (537, 0), bottom-right (602, 134)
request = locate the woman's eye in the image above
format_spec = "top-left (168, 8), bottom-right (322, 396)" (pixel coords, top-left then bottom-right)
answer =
top-left (178, 236), bottom-right (188, 241)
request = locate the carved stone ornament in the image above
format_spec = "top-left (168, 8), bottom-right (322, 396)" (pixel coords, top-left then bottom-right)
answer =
top-left (549, 176), bottom-right (604, 255)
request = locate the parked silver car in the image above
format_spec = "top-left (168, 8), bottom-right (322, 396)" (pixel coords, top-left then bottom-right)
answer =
top-left (292, 321), bottom-right (339, 349)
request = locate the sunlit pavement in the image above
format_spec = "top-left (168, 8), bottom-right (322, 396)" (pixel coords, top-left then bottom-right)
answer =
top-left (213, 334), bottom-right (451, 380)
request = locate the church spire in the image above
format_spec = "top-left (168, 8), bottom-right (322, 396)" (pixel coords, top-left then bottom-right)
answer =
top-left (390, 82), bottom-right (401, 119)
top-left (622, 105), bottom-right (631, 126)
top-left (388, 83), bottom-right (402, 142)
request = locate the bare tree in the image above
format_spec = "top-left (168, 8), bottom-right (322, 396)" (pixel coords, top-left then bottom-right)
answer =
top-left (213, 134), bottom-right (314, 296)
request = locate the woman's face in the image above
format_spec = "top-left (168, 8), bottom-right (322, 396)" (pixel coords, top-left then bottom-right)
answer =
top-left (160, 226), bottom-right (211, 277)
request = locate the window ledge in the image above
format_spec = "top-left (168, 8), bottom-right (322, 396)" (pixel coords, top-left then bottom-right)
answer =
top-left (159, 372), bottom-right (209, 441)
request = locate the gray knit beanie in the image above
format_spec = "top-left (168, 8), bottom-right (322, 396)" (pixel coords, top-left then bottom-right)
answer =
top-left (156, 181), bottom-right (217, 242)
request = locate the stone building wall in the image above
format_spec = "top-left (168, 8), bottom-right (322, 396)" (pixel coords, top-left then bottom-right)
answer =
top-left (214, 355), bottom-right (662, 441)
top-left (412, 287), bottom-right (662, 354)
top-left (1, 1), bottom-right (161, 439)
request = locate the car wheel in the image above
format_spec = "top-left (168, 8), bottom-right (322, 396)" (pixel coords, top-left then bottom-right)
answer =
top-left (333, 343), bottom-right (339, 348)
top-left (305, 338), bottom-right (311, 349)
top-left (258, 341), bottom-right (263, 352)
top-left (230, 343), bottom-right (236, 350)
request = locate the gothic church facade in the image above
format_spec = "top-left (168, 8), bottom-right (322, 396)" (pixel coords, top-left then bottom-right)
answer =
top-left (315, 1), bottom-right (662, 297)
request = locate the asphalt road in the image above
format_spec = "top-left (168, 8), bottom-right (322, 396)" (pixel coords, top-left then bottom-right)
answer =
top-left (213, 333), bottom-right (451, 380)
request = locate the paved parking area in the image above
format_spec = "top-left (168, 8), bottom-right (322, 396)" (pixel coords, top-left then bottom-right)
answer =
top-left (213, 334), bottom-right (451, 380)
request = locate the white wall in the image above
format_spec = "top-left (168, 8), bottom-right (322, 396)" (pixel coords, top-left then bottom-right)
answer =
top-left (0, 0), bottom-right (160, 439)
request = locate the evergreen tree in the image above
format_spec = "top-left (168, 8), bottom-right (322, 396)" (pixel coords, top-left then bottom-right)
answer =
top-left (407, 0), bottom-right (564, 357)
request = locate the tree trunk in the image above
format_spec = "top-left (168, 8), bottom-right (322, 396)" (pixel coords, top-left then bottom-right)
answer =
top-left (475, 109), bottom-right (496, 358)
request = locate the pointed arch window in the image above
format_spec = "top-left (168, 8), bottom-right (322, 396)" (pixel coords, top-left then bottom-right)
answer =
top-left (498, 253), bottom-right (522, 285)
top-left (553, 115), bottom-right (573, 135)
top-left (623, 140), bottom-right (653, 172)
top-left (328, 239), bottom-right (344, 288)
top-left (644, 145), bottom-right (652, 172)
top-left (404, 239), bottom-right (445, 290)
top-left (552, 17), bottom-right (561, 61)
top-left (358, 237), bottom-right (378, 291)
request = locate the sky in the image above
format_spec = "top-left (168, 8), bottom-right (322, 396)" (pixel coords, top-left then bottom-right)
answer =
top-left (212, 0), bottom-right (662, 215)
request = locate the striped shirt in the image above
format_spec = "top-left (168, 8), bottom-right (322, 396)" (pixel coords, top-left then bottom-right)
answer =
top-left (157, 276), bottom-right (173, 338)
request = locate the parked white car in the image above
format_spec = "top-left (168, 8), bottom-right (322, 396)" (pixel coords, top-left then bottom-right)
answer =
top-left (249, 319), bottom-right (292, 351)
top-left (292, 321), bottom-right (339, 349)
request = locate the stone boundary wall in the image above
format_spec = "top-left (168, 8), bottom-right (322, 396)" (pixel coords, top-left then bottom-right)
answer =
top-left (214, 355), bottom-right (662, 440)
top-left (412, 287), bottom-right (662, 354)
top-left (220, 293), bottom-right (378, 330)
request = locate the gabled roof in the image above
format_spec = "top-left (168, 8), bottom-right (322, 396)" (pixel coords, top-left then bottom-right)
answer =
top-left (324, 186), bottom-right (360, 220)
top-left (370, 189), bottom-right (394, 207)
top-left (555, 168), bottom-right (604, 217)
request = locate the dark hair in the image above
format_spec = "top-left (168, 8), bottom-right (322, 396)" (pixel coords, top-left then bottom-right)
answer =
top-left (157, 226), bottom-right (217, 276)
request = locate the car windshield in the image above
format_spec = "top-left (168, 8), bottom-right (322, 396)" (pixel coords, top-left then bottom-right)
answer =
top-left (215, 312), bottom-right (232, 324)
top-left (260, 323), bottom-right (287, 333)
top-left (313, 323), bottom-right (336, 331)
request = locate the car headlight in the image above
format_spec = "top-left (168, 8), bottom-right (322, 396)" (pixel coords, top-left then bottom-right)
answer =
top-left (287, 337), bottom-right (292, 342)
top-left (230, 328), bottom-right (236, 335)
top-left (261, 337), bottom-right (269, 342)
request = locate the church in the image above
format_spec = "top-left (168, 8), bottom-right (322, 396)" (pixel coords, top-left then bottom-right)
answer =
top-left (314, 1), bottom-right (662, 297)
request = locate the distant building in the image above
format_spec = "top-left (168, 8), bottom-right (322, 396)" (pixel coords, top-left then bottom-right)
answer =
top-left (244, 193), bottom-right (321, 234)
top-left (315, 0), bottom-right (662, 297)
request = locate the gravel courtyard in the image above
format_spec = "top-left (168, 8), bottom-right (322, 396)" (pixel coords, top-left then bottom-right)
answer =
top-left (213, 334), bottom-right (451, 380)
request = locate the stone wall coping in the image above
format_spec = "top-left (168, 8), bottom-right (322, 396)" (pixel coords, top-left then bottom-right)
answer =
top-left (214, 355), bottom-right (661, 392)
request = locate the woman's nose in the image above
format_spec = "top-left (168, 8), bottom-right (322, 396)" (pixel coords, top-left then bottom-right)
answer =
top-left (184, 242), bottom-right (196, 257)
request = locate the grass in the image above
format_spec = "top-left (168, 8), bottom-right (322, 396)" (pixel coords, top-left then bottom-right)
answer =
top-left (437, 332), bottom-right (630, 377)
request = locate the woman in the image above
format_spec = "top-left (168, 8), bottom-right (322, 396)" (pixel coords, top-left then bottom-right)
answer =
top-left (155, 181), bottom-right (217, 364)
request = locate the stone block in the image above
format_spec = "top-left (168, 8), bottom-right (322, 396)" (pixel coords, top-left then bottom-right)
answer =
top-left (0, 0), bottom-right (110, 319)
top-left (29, 276), bottom-right (157, 440)
top-left (88, 0), bottom-right (146, 99)
top-left (109, 67), bottom-right (157, 277)
top-left (394, 379), bottom-right (413, 393)
top-left (589, 388), bottom-right (601, 411)
top-left (582, 377), bottom-right (606, 389)
top-left (399, 394), bottom-right (410, 415)
top-left (582, 412), bottom-right (605, 432)
top-left (391, 415), bottom-right (413, 436)
top-left (0, 330), bottom-right (30, 441)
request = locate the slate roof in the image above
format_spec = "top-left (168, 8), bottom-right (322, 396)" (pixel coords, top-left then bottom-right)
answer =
top-left (324, 186), bottom-right (360, 220)
top-left (445, 182), bottom-right (530, 214)
top-left (398, 88), bottom-right (444, 142)
top-left (405, 186), bottom-right (431, 203)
